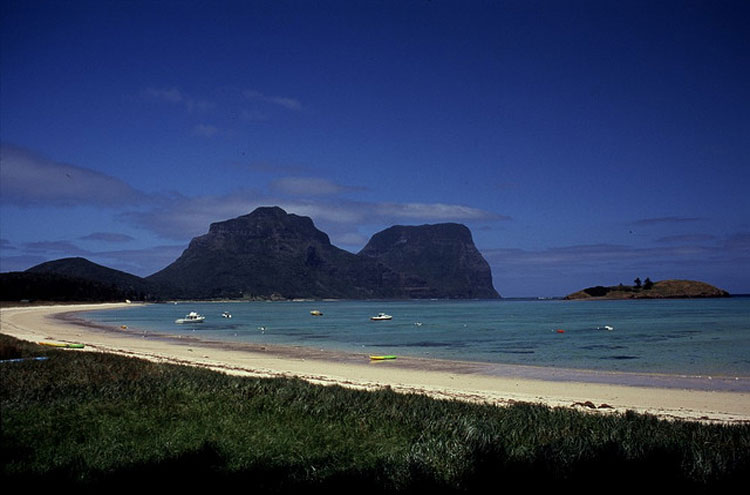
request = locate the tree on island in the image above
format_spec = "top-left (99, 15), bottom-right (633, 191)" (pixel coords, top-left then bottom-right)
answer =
top-left (643, 277), bottom-right (654, 290)
top-left (634, 277), bottom-right (642, 288)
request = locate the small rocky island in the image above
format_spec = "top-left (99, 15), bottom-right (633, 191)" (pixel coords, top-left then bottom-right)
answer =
top-left (565, 279), bottom-right (730, 300)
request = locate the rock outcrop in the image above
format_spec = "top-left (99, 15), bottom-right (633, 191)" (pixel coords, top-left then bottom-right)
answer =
top-left (358, 224), bottom-right (499, 299)
top-left (565, 280), bottom-right (729, 300)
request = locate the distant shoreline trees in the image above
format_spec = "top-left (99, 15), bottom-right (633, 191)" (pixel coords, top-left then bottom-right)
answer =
top-left (629, 277), bottom-right (653, 291)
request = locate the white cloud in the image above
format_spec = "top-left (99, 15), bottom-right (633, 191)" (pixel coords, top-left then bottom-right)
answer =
top-left (272, 177), bottom-right (362, 196)
top-left (374, 202), bottom-right (511, 222)
top-left (121, 189), bottom-right (507, 249)
top-left (0, 145), bottom-right (510, 264)
top-left (23, 240), bottom-right (91, 256)
top-left (0, 144), bottom-right (148, 207)
top-left (243, 89), bottom-right (302, 111)
top-left (120, 192), bottom-right (265, 240)
top-left (331, 232), bottom-right (370, 248)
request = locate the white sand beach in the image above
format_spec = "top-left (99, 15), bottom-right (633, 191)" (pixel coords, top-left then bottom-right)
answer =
top-left (2, 303), bottom-right (749, 424)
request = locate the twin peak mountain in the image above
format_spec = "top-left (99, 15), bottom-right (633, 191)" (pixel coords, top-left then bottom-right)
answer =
top-left (118, 207), bottom-right (498, 300)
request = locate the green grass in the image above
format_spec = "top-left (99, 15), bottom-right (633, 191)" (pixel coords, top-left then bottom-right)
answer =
top-left (1, 334), bottom-right (748, 492)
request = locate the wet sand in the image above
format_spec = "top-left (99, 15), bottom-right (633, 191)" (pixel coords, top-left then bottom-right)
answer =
top-left (2, 303), bottom-right (749, 424)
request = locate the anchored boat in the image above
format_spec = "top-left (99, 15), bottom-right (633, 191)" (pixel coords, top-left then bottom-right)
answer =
top-left (370, 313), bottom-right (392, 321)
top-left (175, 311), bottom-right (205, 324)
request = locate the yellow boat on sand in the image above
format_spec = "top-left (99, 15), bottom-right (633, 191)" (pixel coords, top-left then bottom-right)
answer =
top-left (39, 342), bottom-right (85, 349)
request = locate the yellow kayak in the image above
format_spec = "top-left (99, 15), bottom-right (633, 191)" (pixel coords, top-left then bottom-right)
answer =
top-left (38, 342), bottom-right (85, 349)
top-left (369, 355), bottom-right (397, 360)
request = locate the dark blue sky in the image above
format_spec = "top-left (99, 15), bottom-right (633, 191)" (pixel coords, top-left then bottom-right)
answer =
top-left (2, 0), bottom-right (748, 296)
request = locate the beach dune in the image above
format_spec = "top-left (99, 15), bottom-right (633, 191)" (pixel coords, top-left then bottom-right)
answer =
top-left (1, 303), bottom-right (748, 424)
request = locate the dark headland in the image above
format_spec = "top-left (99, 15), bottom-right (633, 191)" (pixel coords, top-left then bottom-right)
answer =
top-left (1, 206), bottom-right (499, 302)
top-left (565, 279), bottom-right (730, 300)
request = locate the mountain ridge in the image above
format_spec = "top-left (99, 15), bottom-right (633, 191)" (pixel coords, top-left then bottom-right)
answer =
top-left (6, 207), bottom-right (500, 301)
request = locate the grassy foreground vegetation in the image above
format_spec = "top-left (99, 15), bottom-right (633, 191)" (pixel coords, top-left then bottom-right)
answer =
top-left (2, 334), bottom-right (748, 493)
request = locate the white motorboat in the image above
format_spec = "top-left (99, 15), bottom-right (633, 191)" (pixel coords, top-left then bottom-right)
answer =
top-left (370, 313), bottom-right (392, 321)
top-left (222, 311), bottom-right (232, 318)
top-left (175, 311), bottom-right (206, 324)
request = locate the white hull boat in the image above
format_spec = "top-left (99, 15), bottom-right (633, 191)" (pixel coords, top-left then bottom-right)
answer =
top-left (175, 311), bottom-right (205, 324)
top-left (370, 313), bottom-right (392, 321)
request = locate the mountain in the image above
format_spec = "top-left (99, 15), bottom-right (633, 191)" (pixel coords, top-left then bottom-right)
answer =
top-left (1, 257), bottom-right (162, 302)
top-left (0, 271), bottom-right (135, 303)
top-left (147, 206), bottom-right (499, 299)
top-left (146, 206), bottom-right (392, 299)
top-left (27, 257), bottom-right (147, 290)
top-left (3, 207), bottom-right (499, 301)
top-left (358, 224), bottom-right (499, 299)
top-left (564, 280), bottom-right (730, 300)
top-left (21, 257), bottom-right (164, 300)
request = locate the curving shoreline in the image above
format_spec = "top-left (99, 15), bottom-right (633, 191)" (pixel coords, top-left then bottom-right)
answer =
top-left (2, 303), bottom-right (749, 424)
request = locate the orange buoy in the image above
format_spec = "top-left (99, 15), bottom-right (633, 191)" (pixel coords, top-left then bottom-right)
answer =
top-left (556, 329), bottom-right (565, 334)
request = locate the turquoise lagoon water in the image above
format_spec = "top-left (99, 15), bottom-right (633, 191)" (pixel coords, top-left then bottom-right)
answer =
top-left (82, 297), bottom-right (750, 382)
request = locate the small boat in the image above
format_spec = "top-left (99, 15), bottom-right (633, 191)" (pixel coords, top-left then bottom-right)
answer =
top-left (310, 310), bottom-right (323, 316)
top-left (38, 342), bottom-right (85, 349)
top-left (175, 311), bottom-right (205, 324)
top-left (370, 313), bottom-right (392, 321)
top-left (222, 311), bottom-right (232, 318)
top-left (370, 355), bottom-right (397, 360)
top-left (597, 325), bottom-right (614, 331)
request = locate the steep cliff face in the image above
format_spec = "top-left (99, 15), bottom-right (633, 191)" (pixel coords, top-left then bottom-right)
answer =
top-left (146, 207), bottom-right (391, 299)
top-left (12, 207), bottom-right (500, 301)
top-left (148, 207), bottom-right (500, 299)
top-left (358, 224), bottom-right (500, 299)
